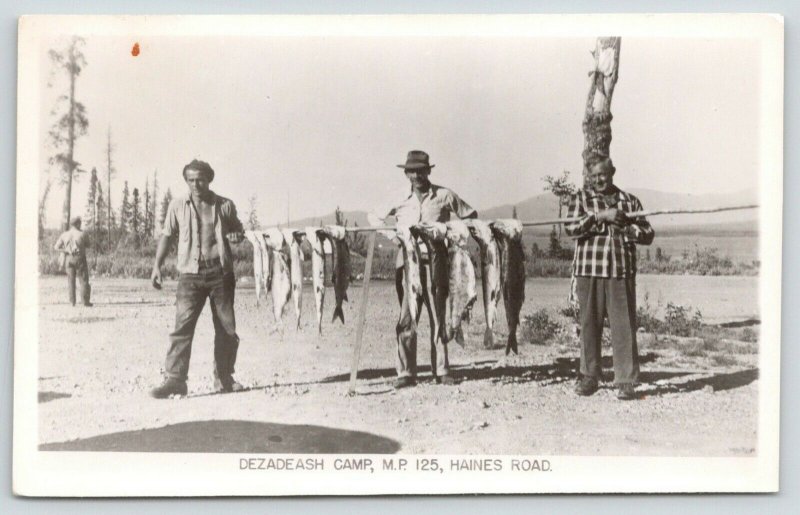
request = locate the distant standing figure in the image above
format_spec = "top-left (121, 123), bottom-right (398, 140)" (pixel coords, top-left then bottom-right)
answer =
top-left (564, 156), bottom-right (655, 400)
top-left (149, 159), bottom-right (245, 398)
top-left (53, 216), bottom-right (92, 307)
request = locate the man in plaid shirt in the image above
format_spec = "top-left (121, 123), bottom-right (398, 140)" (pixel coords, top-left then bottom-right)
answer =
top-left (565, 156), bottom-right (654, 400)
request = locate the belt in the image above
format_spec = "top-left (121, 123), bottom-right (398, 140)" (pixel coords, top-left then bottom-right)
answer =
top-left (198, 256), bottom-right (222, 269)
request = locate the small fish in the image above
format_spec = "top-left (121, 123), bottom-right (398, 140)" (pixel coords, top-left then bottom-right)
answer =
top-left (244, 230), bottom-right (266, 306)
top-left (468, 219), bottom-right (502, 349)
top-left (395, 225), bottom-right (424, 327)
top-left (444, 220), bottom-right (478, 346)
top-left (263, 228), bottom-right (292, 324)
top-left (410, 223), bottom-right (448, 345)
top-left (492, 219), bottom-right (526, 355)
top-left (282, 228), bottom-right (304, 330)
top-left (305, 226), bottom-right (326, 334)
top-left (322, 225), bottom-right (350, 324)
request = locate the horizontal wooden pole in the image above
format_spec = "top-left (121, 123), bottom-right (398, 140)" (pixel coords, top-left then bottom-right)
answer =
top-left (257, 204), bottom-right (758, 236)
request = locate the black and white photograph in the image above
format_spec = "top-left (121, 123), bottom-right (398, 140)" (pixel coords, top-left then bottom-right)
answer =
top-left (13, 14), bottom-right (782, 496)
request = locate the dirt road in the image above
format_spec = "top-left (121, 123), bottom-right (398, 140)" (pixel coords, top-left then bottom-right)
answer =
top-left (36, 275), bottom-right (758, 456)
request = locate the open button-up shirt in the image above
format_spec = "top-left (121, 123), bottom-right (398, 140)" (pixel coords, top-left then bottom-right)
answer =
top-left (162, 191), bottom-right (244, 274)
top-left (387, 183), bottom-right (476, 267)
top-left (564, 185), bottom-right (655, 278)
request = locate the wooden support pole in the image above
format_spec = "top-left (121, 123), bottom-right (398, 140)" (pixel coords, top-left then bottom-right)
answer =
top-left (348, 230), bottom-right (377, 396)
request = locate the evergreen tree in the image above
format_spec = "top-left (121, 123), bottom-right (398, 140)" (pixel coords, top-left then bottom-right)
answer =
top-left (159, 187), bottom-right (173, 232)
top-left (48, 37), bottom-right (89, 230)
top-left (247, 194), bottom-right (260, 230)
top-left (119, 181), bottom-right (131, 234)
top-left (548, 226), bottom-right (563, 258)
top-left (512, 205), bottom-right (518, 219)
top-left (95, 182), bottom-right (107, 248)
top-left (143, 178), bottom-right (153, 239)
top-left (131, 187), bottom-right (142, 242)
top-left (151, 170), bottom-right (159, 235)
top-left (84, 167), bottom-right (98, 232)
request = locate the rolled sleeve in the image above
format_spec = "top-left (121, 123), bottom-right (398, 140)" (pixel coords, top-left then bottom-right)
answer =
top-left (448, 191), bottom-right (477, 219)
top-left (162, 201), bottom-right (180, 238)
top-left (626, 198), bottom-right (655, 245)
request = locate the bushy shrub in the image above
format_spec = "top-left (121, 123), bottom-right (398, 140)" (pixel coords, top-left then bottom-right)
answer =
top-left (521, 309), bottom-right (561, 345)
top-left (663, 302), bottom-right (704, 337)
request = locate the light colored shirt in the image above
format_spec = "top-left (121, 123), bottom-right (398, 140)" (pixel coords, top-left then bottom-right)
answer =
top-left (54, 228), bottom-right (89, 258)
top-left (386, 183), bottom-right (476, 267)
top-left (162, 191), bottom-right (244, 274)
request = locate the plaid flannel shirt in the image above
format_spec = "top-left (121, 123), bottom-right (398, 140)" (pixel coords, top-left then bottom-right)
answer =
top-left (564, 186), bottom-right (654, 278)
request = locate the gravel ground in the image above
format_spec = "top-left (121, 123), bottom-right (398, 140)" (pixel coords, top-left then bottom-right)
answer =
top-left (36, 275), bottom-right (758, 456)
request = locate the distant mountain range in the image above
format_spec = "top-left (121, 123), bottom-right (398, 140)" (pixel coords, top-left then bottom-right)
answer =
top-left (286, 188), bottom-right (759, 235)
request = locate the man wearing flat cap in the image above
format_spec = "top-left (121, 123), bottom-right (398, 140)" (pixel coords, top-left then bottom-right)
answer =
top-left (53, 216), bottom-right (92, 307)
top-left (149, 159), bottom-right (246, 398)
top-left (376, 150), bottom-right (477, 389)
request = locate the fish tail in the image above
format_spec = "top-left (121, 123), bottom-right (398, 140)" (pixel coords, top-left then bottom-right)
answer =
top-left (483, 327), bottom-right (494, 349)
top-left (505, 332), bottom-right (519, 356)
top-left (455, 325), bottom-right (465, 347)
top-left (332, 305), bottom-right (345, 324)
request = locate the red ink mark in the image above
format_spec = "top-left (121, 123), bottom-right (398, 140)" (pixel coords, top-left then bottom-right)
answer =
top-left (131, 42), bottom-right (140, 57)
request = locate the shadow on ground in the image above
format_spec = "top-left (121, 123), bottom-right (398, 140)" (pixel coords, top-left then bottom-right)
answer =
top-left (38, 391), bottom-right (71, 403)
top-left (313, 353), bottom-right (757, 398)
top-left (39, 420), bottom-right (401, 453)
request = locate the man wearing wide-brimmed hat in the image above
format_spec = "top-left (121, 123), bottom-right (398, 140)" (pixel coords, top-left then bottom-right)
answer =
top-left (375, 150), bottom-right (477, 389)
top-left (54, 216), bottom-right (92, 307)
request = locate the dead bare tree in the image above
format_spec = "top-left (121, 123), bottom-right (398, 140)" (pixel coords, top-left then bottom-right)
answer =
top-left (582, 37), bottom-right (621, 184)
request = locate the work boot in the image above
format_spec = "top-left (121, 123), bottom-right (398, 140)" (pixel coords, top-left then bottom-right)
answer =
top-left (574, 376), bottom-right (599, 396)
top-left (214, 376), bottom-right (245, 393)
top-left (616, 384), bottom-right (637, 401)
top-left (393, 376), bottom-right (416, 390)
top-left (149, 378), bottom-right (187, 399)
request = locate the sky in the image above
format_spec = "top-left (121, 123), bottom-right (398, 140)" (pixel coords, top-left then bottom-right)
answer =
top-left (39, 34), bottom-right (761, 228)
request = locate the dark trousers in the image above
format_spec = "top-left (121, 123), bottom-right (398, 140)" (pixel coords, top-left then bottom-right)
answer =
top-left (165, 262), bottom-right (239, 382)
top-left (395, 244), bottom-right (449, 378)
top-left (66, 255), bottom-right (91, 306)
top-left (576, 276), bottom-right (639, 385)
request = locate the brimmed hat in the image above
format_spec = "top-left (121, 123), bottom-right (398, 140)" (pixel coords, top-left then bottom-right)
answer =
top-left (397, 150), bottom-right (435, 170)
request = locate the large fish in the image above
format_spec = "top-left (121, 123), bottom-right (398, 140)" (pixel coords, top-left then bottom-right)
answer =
top-left (395, 225), bottom-right (424, 327)
top-left (468, 219), bottom-right (502, 349)
top-left (322, 225), bottom-right (350, 324)
top-left (305, 226), bottom-right (326, 334)
top-left (244, 230), bottom-right (266, 306)
top-left (263, 228), bottom-right (292, 324)
top-left (282, 228), bottom-right (304, 330)
top-left (492, 219), bottom-right (526, 355)
top-left (410, 223), bottom-right (448, 345)
top-left (257, 232), bottom-right (272, 294)
top-left (444, 220), bottom-right (478, 346)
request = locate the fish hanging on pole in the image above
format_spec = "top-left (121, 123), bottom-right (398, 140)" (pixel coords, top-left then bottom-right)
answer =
top-left (282, 228), bottom-right (304, 331)
top-left (244, 230), bottom-right (266, 306)
top-left (444, 220), bottom-right (478, 346)
top-left (410, 223), bottom-right (448, 357)
top-left (395, 225), bottom-right (424, 328)
top-left (306, 226), bottom-right (326, 334)
top-left (491, 219), bottom-right (526, 355)
top-left (322, 225), bottom-right (350, 324)
top-left (263, 228), bottom-right (292, 325)
top-left (468, 219), bottom-right (502, 349)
